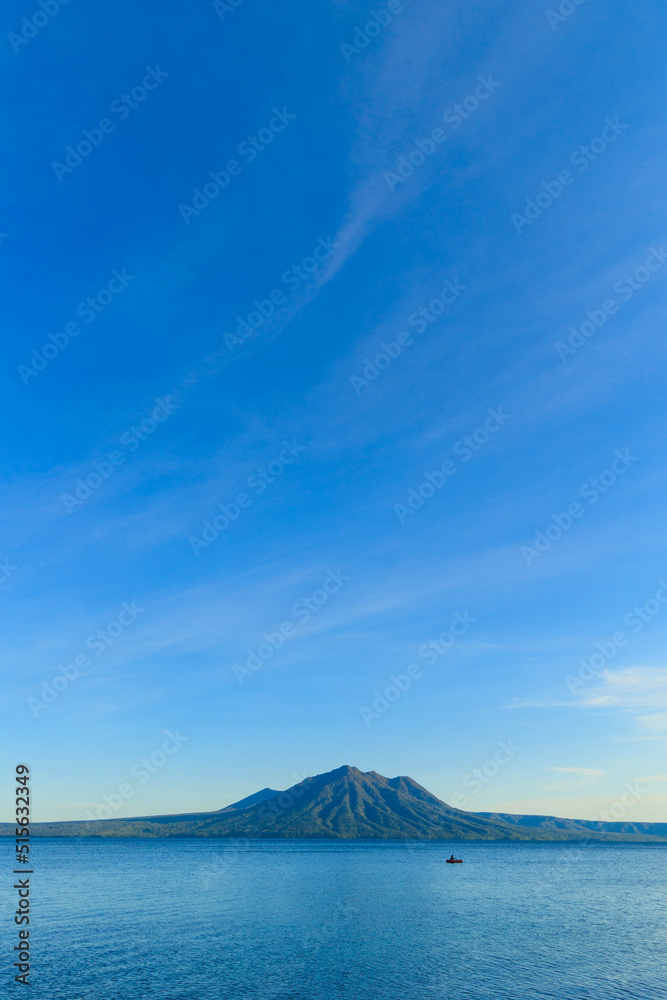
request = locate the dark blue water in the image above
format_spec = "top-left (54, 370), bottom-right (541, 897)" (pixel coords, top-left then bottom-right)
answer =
top-left (3, 838), bottom-right (666, 999)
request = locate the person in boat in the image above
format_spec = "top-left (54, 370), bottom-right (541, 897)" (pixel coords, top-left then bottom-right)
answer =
top-left (449, 854), bottom-right (455, 861)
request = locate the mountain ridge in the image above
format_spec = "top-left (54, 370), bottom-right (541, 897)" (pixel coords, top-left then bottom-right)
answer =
top-left (3, 765), bottom-right (666, 841)
top-left (218, 787), bottom-right (282, 812)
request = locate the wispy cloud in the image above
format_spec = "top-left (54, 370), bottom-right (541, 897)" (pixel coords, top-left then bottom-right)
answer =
top-left (544, 766), bottom-right (604, 791)
top-left (511, 669), bottom-right (667, 741)
top-left (577, 667), bottom-right (667, 711)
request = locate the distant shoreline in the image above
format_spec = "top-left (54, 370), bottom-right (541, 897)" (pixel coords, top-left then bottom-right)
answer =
top-left (2, 833), bottom-right (667, 845)
top-left (7, 765), bottom-right (666, 843)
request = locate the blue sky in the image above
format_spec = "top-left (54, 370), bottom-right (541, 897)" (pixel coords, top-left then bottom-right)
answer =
top-left (2, 0), bottom-right (667, 823)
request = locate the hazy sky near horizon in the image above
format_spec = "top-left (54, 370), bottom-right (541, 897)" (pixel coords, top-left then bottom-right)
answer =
top-left (2, 0), bottom-right (667, 823)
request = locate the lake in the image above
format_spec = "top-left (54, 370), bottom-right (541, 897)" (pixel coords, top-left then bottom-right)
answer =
top-left (4, 838), bottom-right (666, 999)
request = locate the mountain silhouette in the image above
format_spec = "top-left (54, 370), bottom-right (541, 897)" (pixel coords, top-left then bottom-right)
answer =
top-left (219, 787), bottom-right (282, 812)
top-left (4, 765), bottom-right (666, 840)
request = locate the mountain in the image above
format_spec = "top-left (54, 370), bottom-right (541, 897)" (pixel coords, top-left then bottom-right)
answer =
top-left (218, 787), bottom-right (282, 812)
top-left (476, 811), bottom-right (667, 838)
top-left (3, 765), bottom-right (666, 840)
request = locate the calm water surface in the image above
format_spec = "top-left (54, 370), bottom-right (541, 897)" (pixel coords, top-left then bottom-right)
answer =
top-left (3, 838), bottom-right (666, 999)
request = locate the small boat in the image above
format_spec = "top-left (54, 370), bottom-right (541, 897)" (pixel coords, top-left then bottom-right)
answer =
top-left (446, 858), bottom-right (463, 863)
